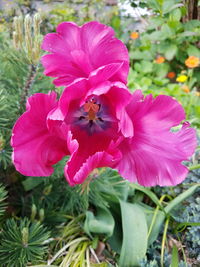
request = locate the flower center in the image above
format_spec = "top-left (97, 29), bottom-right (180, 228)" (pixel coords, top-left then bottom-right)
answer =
top-left (83, 99), bottom-right (100, 121)
top-left (72, 96), bottom-right (113, 134)
top-left (78, 98), bottom-right (104, 130)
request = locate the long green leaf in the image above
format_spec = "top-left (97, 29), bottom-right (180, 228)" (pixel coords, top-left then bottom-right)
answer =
top-left (170, 245), bottom-right (179, 267)
top-left (148, 184), bottom-right (200, 245)
top-left (129, 184), bottom-right (165, 212)
top-left (119, 201), bottom-right (148, 267)
top-left (84, 207), bottom-right (115, 238)
top-left (165, 184), bottom-right (200, 213)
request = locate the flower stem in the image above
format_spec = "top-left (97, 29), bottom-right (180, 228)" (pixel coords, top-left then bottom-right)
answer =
top-left (189, 164), bottom-right (200, 171)
top-left (161, 217), bottom-right (170, 267)
top-left (20, 64), bottom-right (37, 111)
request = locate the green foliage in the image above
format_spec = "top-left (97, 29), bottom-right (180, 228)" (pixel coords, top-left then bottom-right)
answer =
top-left (0, 184), bottom-right (7, 219)
top-left (83, 171), bottom-right (200, 266)
top-left (127, 0), bottom-right (200, 126)
top-left (0, 218), bottom-right (50, 267)
top-left (119, 201), bottom-right (148, 266)
top-left (84, 207), bottom-right (115, 238)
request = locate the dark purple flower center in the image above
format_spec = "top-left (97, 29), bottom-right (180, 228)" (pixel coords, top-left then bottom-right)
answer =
top-left (73, 96), bottom-right (113, 134)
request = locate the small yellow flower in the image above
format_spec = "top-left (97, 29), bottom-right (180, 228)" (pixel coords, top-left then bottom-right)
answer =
top-left (130, 32), bottom-right (139, 39)
top-left (176, 75), bottom-right (188, 83)
top-left (181, 85), bottom-right (190, 93)
top-left (185, 56), bottom-right (199, 68)
top-left (195, 91), bottom-right (200, 97)
top-left (155, 56), bottom-right (165, 64)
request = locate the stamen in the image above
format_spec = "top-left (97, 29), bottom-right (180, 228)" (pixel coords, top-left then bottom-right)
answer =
top-left (75, 97), bottom-right (109, 133)
top-left (98, 117), bottom-right (104, 122)
top-left (89, 120), bottom-right (93, 127)
top-left (83, 99), bottom-right (100, 121)
top-left (79, 116), bottom-right (85, 120)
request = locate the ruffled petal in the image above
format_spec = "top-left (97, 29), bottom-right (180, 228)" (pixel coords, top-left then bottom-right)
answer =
top-left (41, 21), bottom-right (129, 85)
top-left (41, 33), bottom-right (69, 54)
top-left (105, 82), bottom-right (133, 137)
top-left (59, 78), bottom-right (88, 116)
top-left (115, 91), bottom-right (197, 186)
top-left (11, 92), bottom-right (68, 176)
top-left (41, 54), bottom-right (87, 87)
top-left (81, 21), bottom-right (129, 83)
top-left (80, 21), bottom-right (114, 51)
top-left (65, 132), bottom-right (122, 186)
top-left (89, 63), bottom-right (123, 86)
top-left (56, 22), bottom-right (81, 49)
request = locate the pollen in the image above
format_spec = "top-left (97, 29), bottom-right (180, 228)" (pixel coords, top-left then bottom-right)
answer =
top-left (83, 99), bottom-right (100, 121)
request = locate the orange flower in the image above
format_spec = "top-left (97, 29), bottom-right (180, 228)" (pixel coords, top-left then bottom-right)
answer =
top-left (185, 56), bottom-right (199, 68)
top-left (167, 72), bottom-right (176, 79)
top-left (182, 85), bottom-right (190, 93)
top-left (155, 56), bottom-right (165, 64)
top-left (130, 32), bottom-right (139, 39)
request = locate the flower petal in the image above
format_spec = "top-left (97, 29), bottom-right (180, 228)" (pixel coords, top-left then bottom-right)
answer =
top-left (41, 21), bottom-right (129, 85)
top-left (105, 82), bottom-right (133, 137)
top-left (89, 63), bottom-right (124, 86)
top-left (56, 22), bottom-right (81, 49)
top-left (115, 91), bottom-right (197, 186)
top-left (65, 132), bottom-right (122, 186)
top-left (81, 21), bottom-right (129, 83)
top-left (11, 92), bottom-right (68, 176)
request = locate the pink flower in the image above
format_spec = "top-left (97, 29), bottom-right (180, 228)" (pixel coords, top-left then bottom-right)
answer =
top-left (41, 21), bottom-right (129, 86)
top-left (11, 68), bottom-right (133, 185)
top-left (115, 90), bottom-right (197, 186)
top-left (11, 92), bottom-right (69, 176)
top-left (11, 77), bottom-right (196, 186)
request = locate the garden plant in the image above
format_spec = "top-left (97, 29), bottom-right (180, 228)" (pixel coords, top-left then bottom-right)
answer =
top-left (0, 0), bottom-right (200, 266)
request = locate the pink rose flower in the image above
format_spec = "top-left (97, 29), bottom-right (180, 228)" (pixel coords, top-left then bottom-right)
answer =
top-left (41, 21), bottom-right (129, 86)
top-left (11, 71), bottom-right (196, 186)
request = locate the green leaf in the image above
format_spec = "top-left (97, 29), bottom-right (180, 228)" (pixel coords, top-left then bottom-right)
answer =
top-left (147, 185), bottom-right (199, 246)
top-left (165, 44), bottom-right (177, 60)
top-left (149, 31), bottom-right (163, 41)
top-left (179, 31), bottom-right (197, 37)
top-left (147, 17), bottom-right (164, 30)
top-left (147, 0), bottom-right (161, 12)
top-left (136, 203), bottom-right (165, 246)
top-left (155, 63), bottom-right (169, 78)
top-left (170, 245), bottom-right (179, 267)
top-left (160, 24), bottom-right (174, 39)
top-left (163, 2), bottom-right (183, 14)
top-left (130, 50), bottom-right (153, 60)
top-left (176, 222), bottom-right (200, 232)
top-left (139, 61), bottom-right (153, 74)
top-left (119, 201), bottom-right (148, 266)
top-left (169, 8), bottom-right (182, 21)
top-left (129, 183), bottom-right (165, 212)
top-left (187, 45), bottom-right (200, 57)
top-left (84, 207), bottom-right (115, 238)
top-left (22, 177), bottom-right (46, 191)
top-left (111, 16), bottom-right (121, 31)
top-left (165, 185), bottom-right (200, 214)
top-left (184, 20), bottom-right (200, 31)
